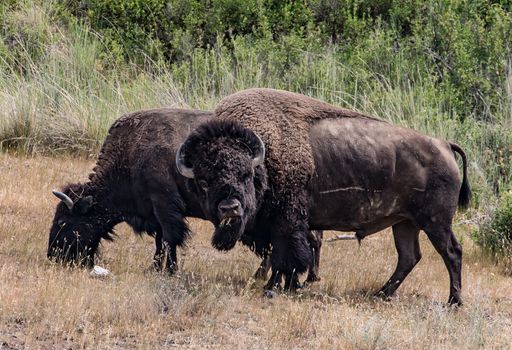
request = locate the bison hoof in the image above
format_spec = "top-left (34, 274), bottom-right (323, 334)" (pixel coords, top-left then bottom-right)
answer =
top-left (152, 262), bottom-right (163, 272)
top-left (372, 291), bottom-right (393, 301)
top-left (284, 282), bottom-right (303, 292)
top-left (264, 281), bottom-right (282, 291)
top-left (165, 263), bottom-right (178, 275)
top-left (305, 274), bottom-right (321, 283)
top-left (447, 296), bottom-right (463, 307)
top-left (145, 261), bottom-right (163, 274)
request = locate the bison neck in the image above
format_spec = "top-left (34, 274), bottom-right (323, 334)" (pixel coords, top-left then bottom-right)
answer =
top-left (307, 117), bottom-right (458, 234)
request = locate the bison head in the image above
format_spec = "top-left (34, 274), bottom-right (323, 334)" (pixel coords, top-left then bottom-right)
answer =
top-left (48, 184), bottom-right (113, 266)
top-left (176, 120), bottom-right (268, 250)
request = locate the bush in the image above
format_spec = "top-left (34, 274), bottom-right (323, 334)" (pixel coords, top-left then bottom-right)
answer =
top-left (54, 0), bottom-right (512, 123)
top-left (474, 191), bottom-right (512, 267)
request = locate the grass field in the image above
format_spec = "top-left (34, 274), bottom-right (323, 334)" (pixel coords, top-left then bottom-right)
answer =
top-left (1, 154), bottom-right (512, 349)
top-left (1, 2), bottom-right (511, 348)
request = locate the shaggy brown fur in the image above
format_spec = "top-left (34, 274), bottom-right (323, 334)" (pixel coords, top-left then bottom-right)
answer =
top-left (206, 89), bottom-right (389, 287)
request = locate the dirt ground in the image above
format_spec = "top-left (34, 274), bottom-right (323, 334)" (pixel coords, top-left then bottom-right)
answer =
top-left (0, 154), bottom-right (511, 349)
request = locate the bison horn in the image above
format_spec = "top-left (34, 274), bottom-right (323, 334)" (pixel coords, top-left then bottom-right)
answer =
top-left (52, 190), bottom-right (74, 211)
top-left (175, 144), bottom-right (195, 179)
top-left (252, 133), bottom-right (265, 168)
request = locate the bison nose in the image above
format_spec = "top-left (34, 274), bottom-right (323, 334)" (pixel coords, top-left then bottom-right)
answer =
top-left (218, 199), bottom-right (242, 217)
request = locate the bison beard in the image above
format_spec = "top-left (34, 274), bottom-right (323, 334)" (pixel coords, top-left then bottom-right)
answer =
top-left (211, 216), bottom-right (246, 250)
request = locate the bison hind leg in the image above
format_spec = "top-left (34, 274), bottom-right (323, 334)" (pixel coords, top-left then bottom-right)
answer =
top-left (376, 220), bottom-right (421, 299)
top-left (423, 224), bottom-right (463, 306)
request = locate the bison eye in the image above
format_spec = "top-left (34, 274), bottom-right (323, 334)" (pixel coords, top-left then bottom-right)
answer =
top-left (198, 179), bottom-right (208, 192)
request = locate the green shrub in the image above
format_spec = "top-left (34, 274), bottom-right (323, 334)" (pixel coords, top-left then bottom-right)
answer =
top-left (0, 1), bottom-right (54, 73)
top-left (474, 191), bottom-right (512, 264)
top-left (63, 0), bottom-right (267, 64)
top-left (39, 1), bottom-right (509, 124)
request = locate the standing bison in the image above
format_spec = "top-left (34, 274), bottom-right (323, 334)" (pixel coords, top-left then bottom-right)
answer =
top-left (48, 107), bottom-right (323, 282)
top-left (176, 88), bottom-right (470, 304)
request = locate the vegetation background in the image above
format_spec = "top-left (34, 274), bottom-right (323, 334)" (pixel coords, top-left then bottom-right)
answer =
top-left (1, 1), bottom-right (512, 347)
top-left (1, 0), bottom-right (511, 257)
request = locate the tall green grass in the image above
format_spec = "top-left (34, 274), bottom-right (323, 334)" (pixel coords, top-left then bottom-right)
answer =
top-left (0, 2), bottom-right (192, 153)
top-left (0, 1), bottom-right (511, 206)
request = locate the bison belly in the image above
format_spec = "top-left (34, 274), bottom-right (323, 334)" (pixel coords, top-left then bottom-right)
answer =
top-left (307, 117), bottom-right (460, 232)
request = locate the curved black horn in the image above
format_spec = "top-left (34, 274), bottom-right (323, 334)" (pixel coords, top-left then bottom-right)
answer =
top-left (252, 133), bottom-right (265, 168)
top-left (175, 143), bottom-right (195, 179)
top-left (52, 190), bottom-right (74, 211)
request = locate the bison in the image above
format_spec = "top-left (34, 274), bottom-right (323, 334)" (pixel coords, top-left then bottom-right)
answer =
top-left (48, 108), bottom-right (211, 271)
top-left (176, 88), bottom-right (470, 304)
top-left (48, 107), bottom-right (323, 282)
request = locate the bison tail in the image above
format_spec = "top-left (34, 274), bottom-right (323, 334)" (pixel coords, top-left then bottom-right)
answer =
top-left (450, 142), bottom-right (471, 209)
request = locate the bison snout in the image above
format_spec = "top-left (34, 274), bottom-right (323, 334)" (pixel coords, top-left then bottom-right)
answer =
top-left (218, 199), bottom-right (242, 219)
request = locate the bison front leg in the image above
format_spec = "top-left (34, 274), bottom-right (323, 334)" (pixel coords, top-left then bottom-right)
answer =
top-left (256, 231), bottom-right (322, 284)
top-left (305, 230), bottom-right (323, 283)
top-left (152, 230), bottom-right (165, 271)
top-left (149, 231), bottom-right (178, 274)
top-left (152, 196), bottom-right (190, 275)
top-left (254, 253), bottom-right (272, 280)
top-left (164, 241), bottom-right (178, 274)
top-left (264, 269), bottom-right (284, 290)
top-left (268, 226), bottom-right (313, 292)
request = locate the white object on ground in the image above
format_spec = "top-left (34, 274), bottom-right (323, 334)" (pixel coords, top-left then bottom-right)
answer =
top-left (90, 265), bottom-right (110, 277)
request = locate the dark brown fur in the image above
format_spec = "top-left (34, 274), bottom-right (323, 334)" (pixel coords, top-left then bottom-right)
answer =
top-left (48, 108), bottom-right (211, 270)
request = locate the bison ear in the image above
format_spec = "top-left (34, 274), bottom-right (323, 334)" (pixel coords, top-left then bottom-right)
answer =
top-left (74, 196), bottom-right (94, 214)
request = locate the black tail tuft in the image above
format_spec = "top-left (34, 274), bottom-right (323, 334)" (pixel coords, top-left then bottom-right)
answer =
top-left (458, 173), bottom-right (471, 209)
top-left (450, 143), bottom-right (471, 209)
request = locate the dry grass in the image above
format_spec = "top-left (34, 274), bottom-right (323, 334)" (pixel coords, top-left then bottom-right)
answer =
top-left (1, 153), bottom-right (512, 349)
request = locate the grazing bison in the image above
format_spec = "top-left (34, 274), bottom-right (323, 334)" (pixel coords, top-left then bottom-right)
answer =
top-left (176, 88), bottom-right (470, 304)
top-left (48, 108), bottom-right (212, 271)
top-left (48, 107), bottom-right (323, 281)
